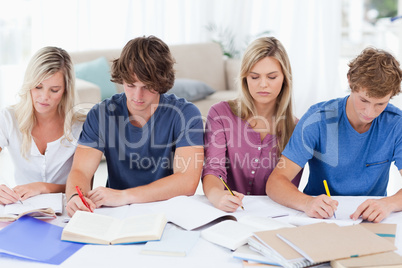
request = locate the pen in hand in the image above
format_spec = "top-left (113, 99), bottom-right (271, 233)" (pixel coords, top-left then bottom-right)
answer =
top-left (75, 186), bottom-right (93, 213)
top-left (323, 180), bottom-right (336, 219)
top-left (9, 186), bottom-right (23, 205)
top-left (219, 176), bottom-right (244, 210)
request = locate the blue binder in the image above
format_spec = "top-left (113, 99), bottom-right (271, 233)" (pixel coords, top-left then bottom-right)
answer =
top-left (0, 215), bottom-right (84, 265)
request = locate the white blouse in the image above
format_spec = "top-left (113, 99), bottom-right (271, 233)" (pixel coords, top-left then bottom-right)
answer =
top-left (0, 108), bottom-right (83, 185)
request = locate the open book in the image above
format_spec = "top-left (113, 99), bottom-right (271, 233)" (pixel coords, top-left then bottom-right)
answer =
top-left (0, 193), bottom-right (63, 222)
top-left (151, 195), bottom-right (291, 231)
top-left (61, 211), bottom-right (167, 245)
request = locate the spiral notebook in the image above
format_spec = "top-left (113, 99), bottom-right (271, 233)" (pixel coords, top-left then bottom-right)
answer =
top-left (276, 223), bottom-right (397, 264)
top-left (249, 228), bottom-right (314, 268)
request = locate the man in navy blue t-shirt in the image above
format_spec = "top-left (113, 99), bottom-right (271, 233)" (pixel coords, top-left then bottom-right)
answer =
top-left (66, 36), bottom-right (204, 216)
top-left (266, 47), bottom-right (402, 223)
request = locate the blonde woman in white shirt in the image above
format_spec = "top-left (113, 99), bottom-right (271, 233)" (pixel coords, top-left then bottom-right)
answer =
top-left (0, 46), bottom-right (85, 204)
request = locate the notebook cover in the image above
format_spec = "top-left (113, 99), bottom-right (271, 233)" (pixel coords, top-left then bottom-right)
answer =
top-left (276, 223), bottom-right (396, 263)
top-left (0, 215), bottom-right (84, 264)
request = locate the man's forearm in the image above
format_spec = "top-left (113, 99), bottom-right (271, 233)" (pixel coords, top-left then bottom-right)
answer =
top-left (266, 174), bottom-right (310, 212)
top-left (66, 169), bottom-right (92, 201)
top-left (122, 171), bottom-right (199, 204)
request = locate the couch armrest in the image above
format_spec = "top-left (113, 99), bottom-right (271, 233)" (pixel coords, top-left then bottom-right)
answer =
top-left (225, 58), bottom-right (241, 91)
top-left (75, 78), bottom-right (101, 106)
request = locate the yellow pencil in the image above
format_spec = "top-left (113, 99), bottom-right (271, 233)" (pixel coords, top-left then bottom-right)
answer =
top-left (219, 176), bottom-right (244, 210)
top-left (323, 180), bottom-right (336, 218)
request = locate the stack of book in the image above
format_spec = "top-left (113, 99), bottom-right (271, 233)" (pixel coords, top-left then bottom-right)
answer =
top-left (234, 222), bottom-right (402, 268)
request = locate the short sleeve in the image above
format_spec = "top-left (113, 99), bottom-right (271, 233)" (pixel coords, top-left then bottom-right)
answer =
top-left (392, 118), bottom-right (402, 170)
top-left (0, 108), bottom-right (14, 149)
top-left (202, 104), bottom-right (228, 180)
top-left (282, 108), bottom-right (322, 168)
top-left (78, 103), bottom-right (106, 152)
top-left (173, 102), bottom-right (204, 148)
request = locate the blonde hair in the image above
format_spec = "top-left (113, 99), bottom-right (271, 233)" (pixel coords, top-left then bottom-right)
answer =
top-left (228, 37), bottom-right (295, 154)
top-left (13, 46), bottom-right (85, 158)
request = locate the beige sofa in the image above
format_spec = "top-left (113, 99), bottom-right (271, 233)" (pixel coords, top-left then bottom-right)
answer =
top-left (70, 42), bottom-right (240, 117)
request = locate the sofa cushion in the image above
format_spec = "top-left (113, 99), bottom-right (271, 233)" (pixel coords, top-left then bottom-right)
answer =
top-left (195, 90), bottom-right (239, 117)
top-left (74, 57), bottom-right (117, 100)
top-left (168, 79), bottom-right (216, 102)
top-left (170, 43), bottom-right (227, 91)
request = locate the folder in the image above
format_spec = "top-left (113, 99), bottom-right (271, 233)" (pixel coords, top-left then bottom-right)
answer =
top-left (0, 215), bottom-right (84, 264)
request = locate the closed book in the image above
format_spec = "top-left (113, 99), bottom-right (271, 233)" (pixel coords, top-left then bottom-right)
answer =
top-left (276, 223), bottom-right (397, 264)
top-left (201, 216), bottom-right (294, 251)
top-left (232, 245), bottom-right (281, 266)
top-left (250, 229), bottom-right (314, 268)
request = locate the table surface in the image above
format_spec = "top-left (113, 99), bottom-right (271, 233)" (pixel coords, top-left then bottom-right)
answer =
top-left (0, 195), bottom-right (401, 268)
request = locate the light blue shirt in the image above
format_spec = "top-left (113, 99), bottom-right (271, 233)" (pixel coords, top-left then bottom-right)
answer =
top-left (283, 96), bottom-right (402, 196)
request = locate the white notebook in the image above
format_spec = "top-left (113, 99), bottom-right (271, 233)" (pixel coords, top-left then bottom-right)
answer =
top-left (201, 216), bottom-right (294, 251)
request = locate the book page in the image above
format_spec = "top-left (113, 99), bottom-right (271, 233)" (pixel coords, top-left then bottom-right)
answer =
top-left (63, 211), bottom-right (121, 243)
top-left (114, 213), bottom-right (166, 239)
top-left (151, 196), bottom-right (235, 230)
top-left (4, 193), bottom-right (63, 215)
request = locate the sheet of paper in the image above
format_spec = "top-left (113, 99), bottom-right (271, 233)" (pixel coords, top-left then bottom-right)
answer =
top-left (288, 196), bottom-right (364, 226)
top-left (286, 214), bottom-right (362, 226)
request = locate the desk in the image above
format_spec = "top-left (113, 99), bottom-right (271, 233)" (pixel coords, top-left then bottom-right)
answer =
top-left (0, 195), bottom-right (401, 268)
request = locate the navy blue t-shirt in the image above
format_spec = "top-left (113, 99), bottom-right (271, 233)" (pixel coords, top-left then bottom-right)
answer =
top-left (79, 93), bottom-right (204, 190)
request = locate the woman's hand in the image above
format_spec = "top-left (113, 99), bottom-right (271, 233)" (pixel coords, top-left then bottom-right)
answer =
top-left (0, 184), bottom-right (20, 204)
top-left (13, 182), bottom-right (47, 200)
top-left (210, 189), bottom-right (245, 213)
